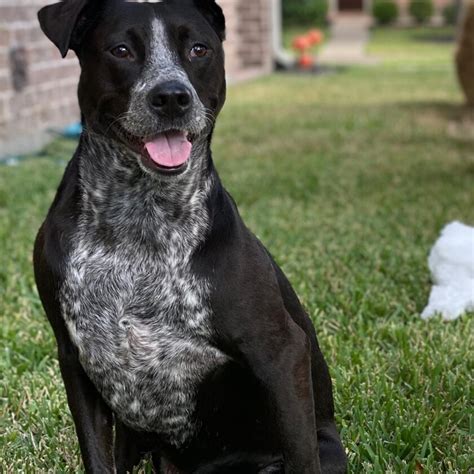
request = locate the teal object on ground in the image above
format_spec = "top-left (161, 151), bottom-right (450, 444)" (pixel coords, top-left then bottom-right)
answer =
top-left (62, 122), bottom-right (82, 138)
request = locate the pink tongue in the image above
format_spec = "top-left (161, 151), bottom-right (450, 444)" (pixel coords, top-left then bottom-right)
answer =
top-left (144, 131), bottom-right (192, 168)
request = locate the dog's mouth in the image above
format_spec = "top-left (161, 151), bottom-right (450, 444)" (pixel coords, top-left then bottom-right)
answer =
top-left (111, 123), bottom-right (194, 175)
top-left (143, 130), bottom-right (192, 172)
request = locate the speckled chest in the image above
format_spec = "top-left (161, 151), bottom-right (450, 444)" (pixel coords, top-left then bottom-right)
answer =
top-left (60, 225), bottom-right (227, 448)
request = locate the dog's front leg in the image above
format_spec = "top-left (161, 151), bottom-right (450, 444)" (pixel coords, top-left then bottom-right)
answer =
top-left (57, 341), bottom-right (115, 474)
top-left (236, 312), bottom-right (321, 474)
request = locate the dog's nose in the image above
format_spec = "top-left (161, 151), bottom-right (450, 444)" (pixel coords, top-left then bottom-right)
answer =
top-left (147, 81), bottom-right (192, 118)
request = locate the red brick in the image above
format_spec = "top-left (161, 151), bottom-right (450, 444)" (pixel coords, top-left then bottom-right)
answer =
top-left (0, 96), bottom-right (10, 123)
top-left (1, 0), bottom-right (273, 154)
top-left (0, 51), bottom-right (8, 70)
top-left (0, 75), bottom-right (11, 93)
top-left (0, 5), bottom-right (38, 22)
top-left (0, 28), bottom-right (11, 47)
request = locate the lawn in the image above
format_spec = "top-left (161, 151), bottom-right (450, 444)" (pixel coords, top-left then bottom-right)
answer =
top-left (1, 27), bottom-right (473, 472)
top-left (368, 26), bottom-right (457, 66)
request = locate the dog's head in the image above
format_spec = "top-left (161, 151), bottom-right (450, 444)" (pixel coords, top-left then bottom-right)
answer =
top-left (38, 0), bottom-right (226, 177)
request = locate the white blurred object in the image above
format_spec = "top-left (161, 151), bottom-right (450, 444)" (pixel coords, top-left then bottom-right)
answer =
top-left (421, 221), bottom-right (474, 321)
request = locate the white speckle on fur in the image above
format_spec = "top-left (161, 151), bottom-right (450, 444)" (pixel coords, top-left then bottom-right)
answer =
top-left (66, 320), bottom-right (81, 346)
top-left (71, 267), bottom-right (84, 283)
top-left (421, 221), bottom-right (474, 321)
top-left (119, 318), bottom-right (130, 329)
top-left (130, 399), bottom-right (141, 413)
top-left (184, 291), bottom-right (199, 308)
top-left (162, 415), bottom-right (188, 426)
top-left (60, 133), bottom-right (227, 448)
top-left (124, 17), bottom-right (207, 142)
top-left (187, 310), bottom-right (208, 329)
top-left (57, 11), bottom-right (225, 447)
top-left (111, 393), bottom-right (120, 405)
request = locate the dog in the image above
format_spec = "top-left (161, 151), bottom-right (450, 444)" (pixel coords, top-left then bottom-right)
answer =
top-left (33, 0), bottom-right (347, 472)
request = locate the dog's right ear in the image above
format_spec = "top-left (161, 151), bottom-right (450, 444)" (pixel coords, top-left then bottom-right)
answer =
top-left (38, 0), bottom-right (104, 58)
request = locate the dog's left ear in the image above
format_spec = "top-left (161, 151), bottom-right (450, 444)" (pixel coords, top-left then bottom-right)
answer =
top-left (194, 0), bottom-right (226, 41)
top-left (38, 0), bottom-right (106, 58)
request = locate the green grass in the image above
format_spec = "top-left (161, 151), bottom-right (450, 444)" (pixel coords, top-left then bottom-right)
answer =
top-left (368, 26), bottom-right (457, 66)
top-left (1, 27), bottom-right (474, 472)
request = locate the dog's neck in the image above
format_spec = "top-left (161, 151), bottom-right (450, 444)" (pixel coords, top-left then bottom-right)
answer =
top-left (75, 131), bottom-right (215, 247)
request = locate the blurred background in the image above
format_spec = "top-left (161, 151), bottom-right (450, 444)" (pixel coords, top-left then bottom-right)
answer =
top-left (0, 0), bottom-right (471, 157)
top-left (1, 0), bottom-right (473, 472)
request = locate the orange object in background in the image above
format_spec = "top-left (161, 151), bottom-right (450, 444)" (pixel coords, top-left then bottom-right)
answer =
top-left (292, 29), bottom-right (324, 70)
top-left (292, 35), bottom-right (311, 51)
top-left (307, 29), bottom-right (324, 46)
top-left (298, 54), bottom-right (314, 69)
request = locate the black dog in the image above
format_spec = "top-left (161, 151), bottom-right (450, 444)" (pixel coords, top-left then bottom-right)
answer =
top-left (34, 0), bottom-right (347, 472)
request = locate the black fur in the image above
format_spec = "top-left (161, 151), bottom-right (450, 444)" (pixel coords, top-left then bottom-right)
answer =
top-left (34, 1), bottom-right (347, 472)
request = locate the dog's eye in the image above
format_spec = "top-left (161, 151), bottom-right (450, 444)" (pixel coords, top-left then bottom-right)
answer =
top-left (190, 44), bottom-right (208, 59)
top-left (110, 45), bottom-right (133, 60)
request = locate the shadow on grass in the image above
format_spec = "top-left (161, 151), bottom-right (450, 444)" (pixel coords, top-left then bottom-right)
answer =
top-left (398, 101), bottom-right (467, 119)
top-left (398, 101), bottom-right (474, 149)
top-left (411, 32), bottom-right (455, 44)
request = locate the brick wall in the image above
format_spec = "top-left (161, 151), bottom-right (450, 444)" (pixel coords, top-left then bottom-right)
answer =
top-left (0, 0), bottom-right (81, 156)
top-left (221, 0), bottom-right (274, 81)
top-left (0, 0), bottom-right (274, 157)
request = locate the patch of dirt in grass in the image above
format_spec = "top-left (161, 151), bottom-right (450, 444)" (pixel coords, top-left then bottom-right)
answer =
top-left (447, 108), bottom-right (474, 141)
top-left (402, 102), bottom-right (474, 148)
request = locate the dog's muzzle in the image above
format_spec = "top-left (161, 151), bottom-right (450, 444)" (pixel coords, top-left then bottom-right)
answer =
top-left (147, 81), bottom-right (193, 120)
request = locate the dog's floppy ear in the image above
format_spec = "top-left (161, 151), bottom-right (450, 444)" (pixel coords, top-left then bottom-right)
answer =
top-left (194, 0), bottom-right (226, 41)
top-left (38, 0), bottom-right (105, 58)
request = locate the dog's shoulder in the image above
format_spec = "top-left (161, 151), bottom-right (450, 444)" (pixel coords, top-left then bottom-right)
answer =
top-left (34, 154), bottom-right (82, 278)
